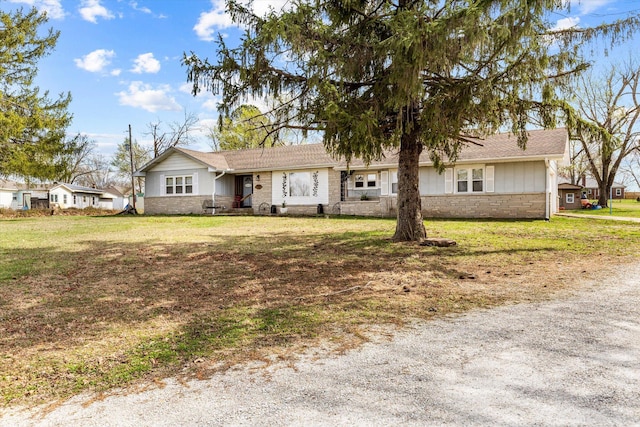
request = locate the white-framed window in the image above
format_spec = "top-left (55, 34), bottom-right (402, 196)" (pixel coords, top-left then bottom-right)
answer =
top-left (63, 194), bottom-right (67, 204)
top-left (391, 171), bottom-right (398, 194)
top-left (73, 195), bottom-right (77, 204)
top-left (92, 196), bottom-right (96, 205)
top-left (456, 167), bottom-right (484, 193)
top-left (566, 193), bottom-right (575, 204)
top-left (165, 175), bottom-right (194, 195)
top-left (616, 188), bottom-right (622, 197)
top-left (354, 173), bottom-right (377, 188)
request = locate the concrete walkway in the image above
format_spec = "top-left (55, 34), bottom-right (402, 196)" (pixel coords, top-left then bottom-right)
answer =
top-left (555, 212), bottom-right (640, 222)
top-left (2, 263), bottom-right (639, 426)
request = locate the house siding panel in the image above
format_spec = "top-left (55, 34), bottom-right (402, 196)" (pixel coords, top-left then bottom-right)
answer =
top-left (149, 153), bottom-right (204, 172)
top-left (494, 161), bottom-right (546, 194)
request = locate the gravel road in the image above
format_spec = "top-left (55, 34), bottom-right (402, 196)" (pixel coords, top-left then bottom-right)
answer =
top-left (2, 263), bottom-right (639, 426)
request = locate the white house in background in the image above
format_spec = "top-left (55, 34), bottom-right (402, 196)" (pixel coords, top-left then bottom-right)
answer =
top-left (134, 128), bottom-right (569, 220)
top-left (0, 179), bottom-right (19, 209)
top-left (49, 183), bottom-right (105, 209)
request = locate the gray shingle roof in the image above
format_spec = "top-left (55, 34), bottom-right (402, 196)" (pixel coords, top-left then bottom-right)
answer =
top-left (140, 128), bottom-right (568, 173)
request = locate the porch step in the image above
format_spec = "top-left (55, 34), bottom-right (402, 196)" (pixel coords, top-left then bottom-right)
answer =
top-left (214, 207), bottom-right (254, 215)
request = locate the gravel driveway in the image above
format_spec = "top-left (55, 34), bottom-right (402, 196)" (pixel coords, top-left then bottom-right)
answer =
top-left (3, 263), bottom-right (639, 426)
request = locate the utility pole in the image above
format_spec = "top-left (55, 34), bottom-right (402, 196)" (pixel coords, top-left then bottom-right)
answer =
top-left (129, 124), bottom-right (137, 211)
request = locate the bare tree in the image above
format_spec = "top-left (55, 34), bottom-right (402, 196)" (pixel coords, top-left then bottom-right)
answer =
top-left (563, 61), bottom-right (640, 207)
top-left (146, 111), bottom-right (199, 157)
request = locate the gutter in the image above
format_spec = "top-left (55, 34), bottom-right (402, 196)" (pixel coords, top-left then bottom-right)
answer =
top-left (545, 158), bottom-right (550, 220)
top-left (211, 170), bottom-right (229, 215)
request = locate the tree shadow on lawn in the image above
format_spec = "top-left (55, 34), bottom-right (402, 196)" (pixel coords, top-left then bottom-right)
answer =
top-left (0, 231), bottom-right (569, 405)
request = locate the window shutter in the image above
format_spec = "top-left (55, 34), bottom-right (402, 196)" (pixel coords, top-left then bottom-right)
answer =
top-left (380, 171), bottom-right (389, 195)
top-left (485, 166), bottom-right (495, 193)
top-left (160, 174), bottom-right (165, 196)
top-left (444, 168), bottom-right (453, 194)
top-left (192, 173), bottom-right (198, 194)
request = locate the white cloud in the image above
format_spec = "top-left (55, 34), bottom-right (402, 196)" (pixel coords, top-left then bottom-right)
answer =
top-left (116, 81), bottom-right (182, 112)
top-left (8, 0), bottom-right (65, 19)
top-left (111, 69), bottom-right (122, 77)
top-left (79, 0), bottom-right (115, 23)
top-left (129, 1), bottom-right (152, 14)
top-left (74, 49), bottom-right (116, 73)
top-left (570, 0), bottom-right (615, 15)
top-left (130, 53), bottom-right (161, 74)
top-left (193, 0), bottom-right (292, 41)
top-left (552, 17), bottom-right (580, 31)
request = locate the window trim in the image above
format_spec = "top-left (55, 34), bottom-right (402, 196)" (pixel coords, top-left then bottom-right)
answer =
top-left (454, 165), bottom-right (485, 194)
top-left (164, 174), bottom-right (194, 196)
top-left (566, 193), bottom-right (575, 204)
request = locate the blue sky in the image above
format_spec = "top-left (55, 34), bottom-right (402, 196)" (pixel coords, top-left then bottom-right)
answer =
top-left (2, 0), bottom-right (639, 159)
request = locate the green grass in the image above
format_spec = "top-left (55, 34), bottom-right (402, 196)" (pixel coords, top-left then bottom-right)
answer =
top-left (1, 214), bottom-right (639, 407)
top-left (568, 198), bottom-right (640, 218)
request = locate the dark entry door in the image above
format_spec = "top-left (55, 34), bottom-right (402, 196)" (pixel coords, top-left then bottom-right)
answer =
top-left (242, 176), bottom-right (253, 207)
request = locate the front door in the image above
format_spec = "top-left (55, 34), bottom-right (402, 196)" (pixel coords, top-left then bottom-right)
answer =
top-left (242, 176), bottom-right (253, 207)
top-left (23, 193), bottom-right (31, 209)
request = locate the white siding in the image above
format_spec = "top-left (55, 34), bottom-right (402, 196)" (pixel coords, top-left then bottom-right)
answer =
top-left (149, 153), bottom-right (204, 172)
top-left (0, 191), bottom-right (13, 208)
top-left (420, 168), bottom-right (447, 195)
top-left (272, 168), bottom-right (330, 205)
top-left (494, 161), bottom-right (546, 193)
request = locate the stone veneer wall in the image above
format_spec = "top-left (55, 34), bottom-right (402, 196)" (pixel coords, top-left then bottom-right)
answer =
top-left (251, 171), bottom-right (273, 214)
top-left (339, 193), bottom-right (547, 219)
top-left (144, 195), bottom-right (234, 215)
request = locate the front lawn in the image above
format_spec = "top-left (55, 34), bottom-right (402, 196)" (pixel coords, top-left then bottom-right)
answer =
top-left (1, 214), bottom-right (638, 407)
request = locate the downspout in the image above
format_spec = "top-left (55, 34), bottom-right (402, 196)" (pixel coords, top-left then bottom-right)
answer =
top-left (544, 158), bottom-right (550, 220)
top-left (212, 170), bottom-right (227, 215)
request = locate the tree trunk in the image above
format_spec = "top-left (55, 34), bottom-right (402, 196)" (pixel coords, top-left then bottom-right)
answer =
top-left (393, 130), bottom-right (427, 242)
top-left (598, 180), bottom-right (609, 207)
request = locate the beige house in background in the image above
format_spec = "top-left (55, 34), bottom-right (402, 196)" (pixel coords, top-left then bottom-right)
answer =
top-left (134, 128), bottom-right (569, 220)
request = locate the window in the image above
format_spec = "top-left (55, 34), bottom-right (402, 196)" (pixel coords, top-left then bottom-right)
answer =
top-left (51, 194), bottom-right (58, 202)
top-left (83, 196), bottom-right (87, 203)
top-left (566, 193), bottom-right (575, 204)
top-left (73, 195), bottom-right (77, 204)
top-left (92, 197), bottom-right (96, 205)
top-left (367, 173), bottom-right (377, 188)
top-left (354, 173), bottom-right (377, 188)
top-left (616, 188), bottom-right (622, 197)
top-left (165, 175), bottom-right (194, 195)
top-left (391, 171), bottom-right (398, 194)
top-left (63, 194), bottom-right (67, 204)
top-left (289, 172), bottom-right (311, 197)
top-left (456, 167), bottom-right (484, 193)
top-left (50, 194), bottom-right (54, 202)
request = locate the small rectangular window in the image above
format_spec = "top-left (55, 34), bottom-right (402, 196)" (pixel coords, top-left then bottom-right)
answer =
top-left (391, 171), bottom-right (398, 194)
top-left (63, 194), bottom-right (67, 204)
top-left (166, 177), bottom-right (174, 194)
top-left (50, 194), bottom-right (54, 202)
top-left (355, 174), bottom-right (364, 188)
top-left (457, 169), bottom-right (468, 192)
top-left (73, 195), bottom-right (77, 204)
top-left (185, 176), bottom-right (193, 194)
top-left (472, 168), bottom-right (483, 192)
top-left (566, 193), bottom-right (575, 204)
top-left (616, 188), bottom-right (621, 196)
top-left (367, 173), bottom-right (377, 188)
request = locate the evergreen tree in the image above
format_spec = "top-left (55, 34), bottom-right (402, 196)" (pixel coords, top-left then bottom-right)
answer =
top-left (184, 0), bottom-right (640, 241)
top-left (0, 6), bottom-right (72, 180)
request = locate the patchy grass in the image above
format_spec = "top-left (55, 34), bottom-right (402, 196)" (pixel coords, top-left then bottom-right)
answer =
top-left (1, 214), bottom-right (638, 407)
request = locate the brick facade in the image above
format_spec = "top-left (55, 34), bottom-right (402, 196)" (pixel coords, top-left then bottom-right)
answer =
top-left (338, 193), bottom-right (547, 219)
top-left (145, 195), bottom-right (234, 215)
